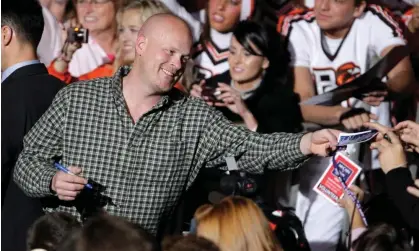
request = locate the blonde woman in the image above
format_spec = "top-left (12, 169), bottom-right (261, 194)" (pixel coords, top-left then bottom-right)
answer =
top-left (48, 0), bottom-right (170, 83)
top-left (195, 196), bottom-right (282, 251)
top-left (115, 0), bottom-right (170, 68)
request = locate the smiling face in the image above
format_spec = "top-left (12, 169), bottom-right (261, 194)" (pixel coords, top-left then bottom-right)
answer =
top-left (118, 9), bottom-right (142, 64)
top-left (228, 35), bottom-right (269, 84)
top-left (136, 17), bottom-right (192, 94)
top-left (76, 0), bottom-right (116, 34)
top-left (207, 0), bottom-right (242, 33)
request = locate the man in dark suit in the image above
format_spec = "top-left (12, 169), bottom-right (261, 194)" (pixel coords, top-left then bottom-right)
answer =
top-left (1, 1), bottom-right (65, 250)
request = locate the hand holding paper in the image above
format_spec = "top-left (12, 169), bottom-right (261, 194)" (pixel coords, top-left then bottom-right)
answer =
top-left (300, 129), bottom-right (340, 157)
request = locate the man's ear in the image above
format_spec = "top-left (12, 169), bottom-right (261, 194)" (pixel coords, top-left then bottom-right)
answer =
top-left (353, 1), bottom-right (366, 18)
top-left (135, 34), bottom-right (147, 56)
top-left (2, 26), bottom-right (13, 47)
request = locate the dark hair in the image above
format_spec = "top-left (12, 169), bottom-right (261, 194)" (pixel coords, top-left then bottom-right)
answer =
top-left (353, 224), bottom-right (411, 251)
top-left (1, 0), bottom-right (44, 49)
top-left (233, 20), bottom-right (270, 58)
top-left (162, 235), bottom-right (220, 251)
top-left (27, 212), bottom-right (81, 251)
top-left (58, 212), bottom-right (158, 251)
top-left (232, 20), bottom-right (289, 83)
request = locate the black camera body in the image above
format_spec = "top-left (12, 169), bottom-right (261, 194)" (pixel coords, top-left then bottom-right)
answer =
top-left (67, 27), bottom-right (89, 43)
top-left (266, 208), bottom-right (311, 251)
top-left (216, 170), bottom-right (311, 251)
top-left (219, 171), bottom-right (258, 197)
top-left (200, 77), bottom-right (221, 102)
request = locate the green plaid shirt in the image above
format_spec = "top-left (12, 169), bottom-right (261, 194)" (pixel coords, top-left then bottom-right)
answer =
top-left (14, 66), bottom-right (307, 234)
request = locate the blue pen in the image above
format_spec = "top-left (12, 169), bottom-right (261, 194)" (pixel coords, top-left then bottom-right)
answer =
top-left (54, 163), bottom-right (93, 189)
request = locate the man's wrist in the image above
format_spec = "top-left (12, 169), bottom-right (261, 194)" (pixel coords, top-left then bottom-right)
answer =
top-left (39, 168), bottom-right (59, 197)
top-left (300, 132), bottom-right (313, 156)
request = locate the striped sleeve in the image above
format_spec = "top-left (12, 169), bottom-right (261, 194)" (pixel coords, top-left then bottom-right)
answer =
top-left (277, 9), bottom-right (315, 38)
top-left (279, 10), bottom-right (315, 67)
top-left (367, 4), bottom-right (406, 55)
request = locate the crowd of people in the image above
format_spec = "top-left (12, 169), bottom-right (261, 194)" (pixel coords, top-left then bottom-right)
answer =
top-left (1, 0), bottom-right (419, 250)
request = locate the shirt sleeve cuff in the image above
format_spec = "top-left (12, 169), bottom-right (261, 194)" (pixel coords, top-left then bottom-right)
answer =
top-left (38, 167), bottom-right (58, 197)
top-left (287, 132), bottom-right (311, 166)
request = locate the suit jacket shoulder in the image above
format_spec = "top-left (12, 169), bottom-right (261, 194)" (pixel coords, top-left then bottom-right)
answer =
top-left (2, 63), bottom-right (65, 200)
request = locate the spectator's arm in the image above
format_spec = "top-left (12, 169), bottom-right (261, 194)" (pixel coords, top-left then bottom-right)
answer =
top-left (380, 45), bottom-right (415, 94)
top-left (13, 87), bottom-right (69, 197)
top-left (47, 59), bottom-right (74, 84)
top-left (159, 0), bottom-right (202, 41)
top-left (294, 66), bottom-right (348, 125)
top-left (368, 6), bottom-right (415, 94)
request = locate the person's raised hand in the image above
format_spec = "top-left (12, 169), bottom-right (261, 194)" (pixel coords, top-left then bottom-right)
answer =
top-left (365, 122), bottom-right (407, 174)
top-left (300, 129), bottom-right (340, 156)
top-left (338, 185), bottom-right (365, 212)
top-left (51, 166), bottom-right (88, 201)
top-left (214, 83), bottom-right (250, 116)
top-left (395, 120), bottom-right (419, 153)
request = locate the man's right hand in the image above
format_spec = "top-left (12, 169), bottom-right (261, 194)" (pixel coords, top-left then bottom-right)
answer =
top-left (51, 166), bottom-right (88, 201)
top-left (339, 107), bottom-right (378, 131)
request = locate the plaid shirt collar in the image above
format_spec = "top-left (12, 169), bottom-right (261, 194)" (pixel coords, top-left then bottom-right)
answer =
top-left (111, 66), bottom-right (185, 124)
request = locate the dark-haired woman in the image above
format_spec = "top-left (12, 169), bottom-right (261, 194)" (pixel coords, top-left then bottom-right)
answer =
top-left (191, 20), bottom-right (302, 134)
top-left (189, 20), bottom-right (303, 211)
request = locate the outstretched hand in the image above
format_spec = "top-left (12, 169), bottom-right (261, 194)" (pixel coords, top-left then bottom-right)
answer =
top-left (300, 129), bottom-right (341, 156)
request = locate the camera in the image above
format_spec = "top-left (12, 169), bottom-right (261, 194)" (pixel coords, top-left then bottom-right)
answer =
top-left (200, 78), bottom-right (221, 102)
top-left (67, 27), bottom-right (89, 43)
top-left (219, 170), bottom-right (258, 197)
top-left (267, 208), bottom-right (311, 251)
top-left (201, 85), bottom-right (221, 102)
top-left (215, 168), bottom-right (311, 251)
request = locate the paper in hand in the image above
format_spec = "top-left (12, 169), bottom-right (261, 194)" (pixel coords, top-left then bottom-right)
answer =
top-left (313, 152), bottom-right (362, 205)
top-left (337, 130), bottom-right (378, 146)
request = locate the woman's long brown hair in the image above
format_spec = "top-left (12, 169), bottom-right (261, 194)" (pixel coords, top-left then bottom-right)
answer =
top-left (195, 196), bottom-right (282, 251)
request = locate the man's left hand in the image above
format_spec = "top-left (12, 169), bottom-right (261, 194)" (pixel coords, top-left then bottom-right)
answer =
top-left (300, 129), bottom-right (341, 157)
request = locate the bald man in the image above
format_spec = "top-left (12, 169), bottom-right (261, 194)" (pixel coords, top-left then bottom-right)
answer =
top-left (14, 14), bottom-right (341, 235)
